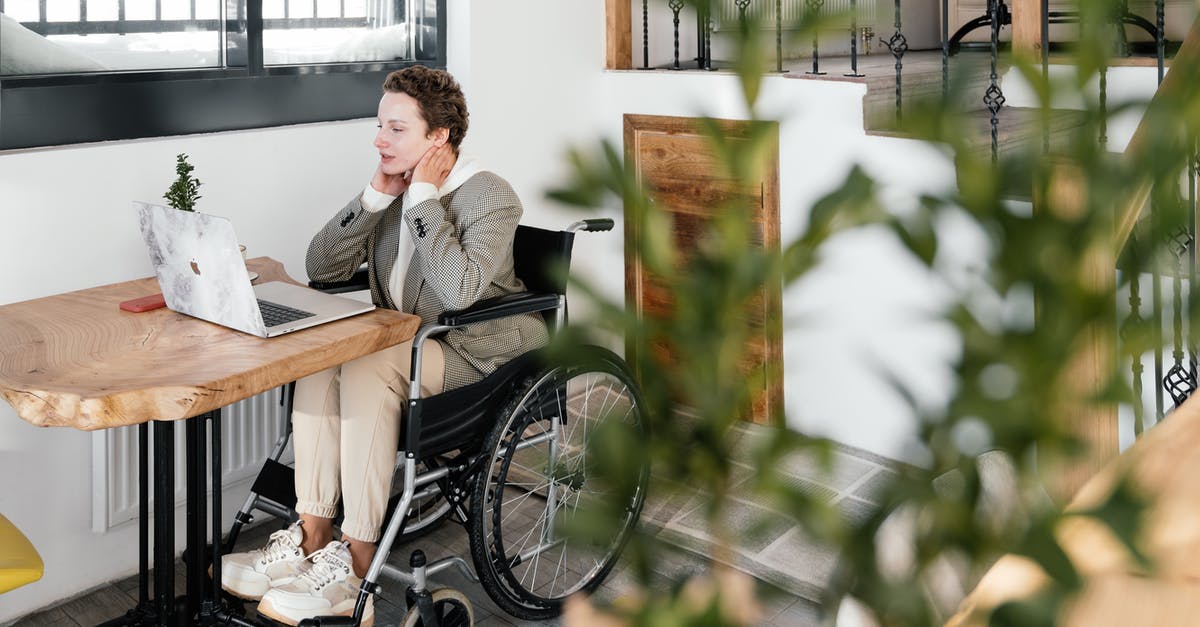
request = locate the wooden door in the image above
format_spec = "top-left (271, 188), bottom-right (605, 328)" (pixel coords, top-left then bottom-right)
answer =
top-left (623, 114), bottom-right (782, 425)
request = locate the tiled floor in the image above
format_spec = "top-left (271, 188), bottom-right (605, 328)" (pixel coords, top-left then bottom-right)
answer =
top-left (10, 424), bottom-right (895, 626)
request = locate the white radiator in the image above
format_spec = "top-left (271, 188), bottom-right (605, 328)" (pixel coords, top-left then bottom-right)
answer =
top-left (716, 0), bottom-right (879, 30)
top-left (91, 387), bottom-right (291, 532)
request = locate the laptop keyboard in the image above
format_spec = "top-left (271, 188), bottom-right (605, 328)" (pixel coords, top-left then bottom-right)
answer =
top-left (257, 299), bottom-right (316, 327)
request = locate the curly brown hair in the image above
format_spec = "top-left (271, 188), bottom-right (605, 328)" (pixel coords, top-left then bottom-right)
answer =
top-left (382, 66), bottom-right (469, 152)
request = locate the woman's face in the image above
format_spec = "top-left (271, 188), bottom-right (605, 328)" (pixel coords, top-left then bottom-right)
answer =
top-left (374, 91), bottom-right (442, 176)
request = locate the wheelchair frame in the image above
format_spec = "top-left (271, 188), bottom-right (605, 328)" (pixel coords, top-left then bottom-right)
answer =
top-left (219, 219), bottom-right (648, 627)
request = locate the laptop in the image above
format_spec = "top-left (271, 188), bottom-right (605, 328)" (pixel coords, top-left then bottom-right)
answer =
top-left (135, 201), bottom-right (375, 338)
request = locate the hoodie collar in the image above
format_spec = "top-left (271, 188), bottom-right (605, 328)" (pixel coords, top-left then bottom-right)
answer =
top-left (436, 153), bottom-right (484, 198)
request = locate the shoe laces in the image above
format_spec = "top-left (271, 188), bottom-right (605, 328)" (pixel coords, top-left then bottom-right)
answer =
top-left (299, 542), bottom-right (352, 590)
top-left (254, 525), bottom-right (302, 566)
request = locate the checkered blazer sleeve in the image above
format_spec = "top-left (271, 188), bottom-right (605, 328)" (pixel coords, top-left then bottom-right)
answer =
top-left (403, 173), bottom-right (522, 311)
top-left (305, 194), bottom-right (388, 284)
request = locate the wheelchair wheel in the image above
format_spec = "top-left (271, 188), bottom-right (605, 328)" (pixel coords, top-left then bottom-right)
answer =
top-left (400, 588), bottom-right (474, 627)
top-left (468, 346), bottom-right (648, 620)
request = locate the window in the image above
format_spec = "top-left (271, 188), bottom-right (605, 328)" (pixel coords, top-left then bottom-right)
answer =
top-left (0, 0), bottom-right (445, 149)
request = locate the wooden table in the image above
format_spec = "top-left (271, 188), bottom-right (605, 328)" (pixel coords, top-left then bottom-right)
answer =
top-left (946, 393), bottom-right (1200, 626)
top-left (0, 257), bottom-right (420, 626)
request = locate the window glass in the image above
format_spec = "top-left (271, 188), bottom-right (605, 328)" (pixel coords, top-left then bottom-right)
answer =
top-left (0, 0), bottom-right (438, 75)
top-left (0, 0), bottom-right (444, 149)
top-left (1, 0), bottom-right (223, 74)
top-left (261, 0), bottom-right (437, 65)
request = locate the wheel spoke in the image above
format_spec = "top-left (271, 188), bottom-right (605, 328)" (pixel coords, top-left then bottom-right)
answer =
top-left (470, 354), bottom-right (648, 618)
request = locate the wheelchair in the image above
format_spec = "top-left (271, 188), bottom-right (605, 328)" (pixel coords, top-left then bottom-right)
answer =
top-left (219, 218), bottom-right (649, 626)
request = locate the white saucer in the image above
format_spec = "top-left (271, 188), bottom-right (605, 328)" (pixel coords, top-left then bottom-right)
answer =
top-left (247, 271), bottom-right (260, 283)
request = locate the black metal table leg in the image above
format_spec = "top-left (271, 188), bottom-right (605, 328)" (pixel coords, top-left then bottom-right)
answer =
top-left (155, 420), bottom-right (178, 624)
top-left (194, 408), bottom-right (272, 619)
top-left (95, 423), bottom-right (160, 627)
top-left (185, 413), bottom-right (208, 622)
top-left (102, 410), bottom-right (268, 627)
top-left (203, 409), bottom-right (223, 620)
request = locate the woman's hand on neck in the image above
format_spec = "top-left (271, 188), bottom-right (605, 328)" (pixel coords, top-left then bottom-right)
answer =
top-left (411, 143), bottom-right (457, 190)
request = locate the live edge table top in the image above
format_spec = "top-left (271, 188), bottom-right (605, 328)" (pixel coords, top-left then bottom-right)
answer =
top-left (0, 257), bottom-right (419, 431)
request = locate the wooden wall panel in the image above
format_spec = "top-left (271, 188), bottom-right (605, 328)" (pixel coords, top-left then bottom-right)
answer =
top-left (623, 114), bottom-right (782, 425)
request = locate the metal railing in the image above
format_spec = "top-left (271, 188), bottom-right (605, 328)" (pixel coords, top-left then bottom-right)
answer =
top-left (635, 0), bottom-right (1179, 163)
top-left (630, 1), bottom-right (1200, 448)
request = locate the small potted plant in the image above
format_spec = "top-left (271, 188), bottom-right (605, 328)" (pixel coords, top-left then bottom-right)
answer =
top-left (164, 153), bottom-right (202, 212)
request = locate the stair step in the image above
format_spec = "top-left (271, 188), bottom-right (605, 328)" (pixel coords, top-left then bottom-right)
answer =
top-left (866, 106), bottom-right (1089, 149)
top-left (959, 106), bottom-right (1092, 154)
top-left (936, 107), bottom-right (1091, 201)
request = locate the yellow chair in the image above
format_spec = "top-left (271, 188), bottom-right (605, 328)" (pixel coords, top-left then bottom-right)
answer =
top-left (0, 513), bottom-right (43, 594)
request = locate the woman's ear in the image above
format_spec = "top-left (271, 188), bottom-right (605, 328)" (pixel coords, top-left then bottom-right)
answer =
top-left (433, 128), bottom-right (450, 146)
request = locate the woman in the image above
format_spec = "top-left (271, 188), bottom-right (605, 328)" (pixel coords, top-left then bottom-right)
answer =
top-left (220, 65), bottom-right (547, 626)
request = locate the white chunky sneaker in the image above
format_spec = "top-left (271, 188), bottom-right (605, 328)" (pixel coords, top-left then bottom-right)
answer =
top-left (257, 541), bottom-right (374, 627)
top-left (220, 521), bottom-right (309, 600)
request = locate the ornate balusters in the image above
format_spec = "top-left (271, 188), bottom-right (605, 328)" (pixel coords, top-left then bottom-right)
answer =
top-left (984, 0), bottom-right (1006, 163)
top-left (777, 0), bottom-right (787, 72)
top-left (736, 0), bottom-right (752, 22)
top-left (1164, 227), bottom-right (1196, 407)
top-left (1099, 66), bottom-right (1108, 149)
top-left (941, 0), bottom-right (949, 98)
top-left (881, 0), bottom-right (908, 124)
top-left (1153, 234), bottom-right (1165, 422)
top-left (845, 0), bottom-right (864, 77)
top-left (1191, 144), bottom-right (1199, 406)
top-left (1041, 0), bottom-right (1049, 154)
top-left (807, 0), bottom-right (827, 75)
top-left (670, 0), bottom-right (685, 70)
top-left (1124, 251), bottom-right (1146, 435)
top-left (1156, 0), bottom-right (1165, 83)
top-left (699, 0), bottom-right (714, 70)
top-left (642, 0), bottom-right (650, 69)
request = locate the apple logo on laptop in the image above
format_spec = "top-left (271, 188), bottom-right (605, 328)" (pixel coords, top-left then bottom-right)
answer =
top-left (190, 260), bottom-right (202, 276)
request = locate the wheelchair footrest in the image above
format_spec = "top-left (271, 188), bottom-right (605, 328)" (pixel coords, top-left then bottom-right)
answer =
top-left (296, 618), bottom-right (360, 626)
top-left (250, 459), bottom-right (298, 511)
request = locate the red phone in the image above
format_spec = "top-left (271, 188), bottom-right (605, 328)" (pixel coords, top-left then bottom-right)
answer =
top-left (119, 293), bottom-right (167, 312)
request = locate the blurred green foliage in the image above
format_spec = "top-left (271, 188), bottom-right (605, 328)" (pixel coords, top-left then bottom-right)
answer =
top-left (548, 1), bottom-right (1200, 625)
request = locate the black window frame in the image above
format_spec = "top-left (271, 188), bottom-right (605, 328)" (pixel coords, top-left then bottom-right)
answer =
top-left (0, 0), bottom-right (447, 150)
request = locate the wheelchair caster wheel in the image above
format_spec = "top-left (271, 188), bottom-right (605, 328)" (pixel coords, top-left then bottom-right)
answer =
top-left (401, 588), bottom-right (474, 627)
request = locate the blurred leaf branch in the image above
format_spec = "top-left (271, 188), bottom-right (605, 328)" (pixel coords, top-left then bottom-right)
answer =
top-left (548, 1), bottom-right (1200, 625)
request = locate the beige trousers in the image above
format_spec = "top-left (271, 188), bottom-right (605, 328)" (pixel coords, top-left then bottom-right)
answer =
top-left (291, 337), bottom-right (446, 543)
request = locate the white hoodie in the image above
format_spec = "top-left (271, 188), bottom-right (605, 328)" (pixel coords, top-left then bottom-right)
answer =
top-left (358, 154), bottom-right (484, 305)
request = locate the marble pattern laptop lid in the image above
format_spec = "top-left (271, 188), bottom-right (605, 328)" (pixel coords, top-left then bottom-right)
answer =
top-left (135, 201), bottom-right (267, 337)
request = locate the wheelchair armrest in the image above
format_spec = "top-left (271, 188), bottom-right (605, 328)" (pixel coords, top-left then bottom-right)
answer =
top-left (438, 292), bottom-right (561, 327)
top-left (308, 267), bottom-right (369, 294)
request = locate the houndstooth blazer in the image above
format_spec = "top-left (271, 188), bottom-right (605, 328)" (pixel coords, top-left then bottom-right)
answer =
top-left (306, 171), bottom-right (548, 389)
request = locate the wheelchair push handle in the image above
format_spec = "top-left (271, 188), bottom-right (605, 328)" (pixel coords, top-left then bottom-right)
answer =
top-left (567, 218), bottom-right (614, 233)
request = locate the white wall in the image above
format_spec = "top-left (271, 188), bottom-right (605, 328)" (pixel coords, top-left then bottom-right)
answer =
top-left (0, 120), bottom-right (386, 621)
top-left (451, 1), bottom-right (961, 462)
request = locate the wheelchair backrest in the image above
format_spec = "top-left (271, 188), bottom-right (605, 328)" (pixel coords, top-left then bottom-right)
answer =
top-left (512, 225), bottom-right (575, 327)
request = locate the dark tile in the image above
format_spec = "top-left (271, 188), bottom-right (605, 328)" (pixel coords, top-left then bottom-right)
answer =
top-left (9, 606), bottom-right (78, 627)
top-left (767, 596), bottom-right (824, 627)
top-left (57, 586), bottom-right (138, 625)
top-left (374, 592), bottom-right (412, 625)
top-left (752, 527), bottom-right (839, 600)
top-left (641, 483), bottom-right (704, 527)
top-left (777, 475), bottom-right (841, 504)
top-left (777, 449), bottom-right (880, 492)
top-left (837, 497), bottom-right (880, 526)
top-left (676, 499), bottom-right (796, 553)
top-left (852, 468), bottom-right (899, 503)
